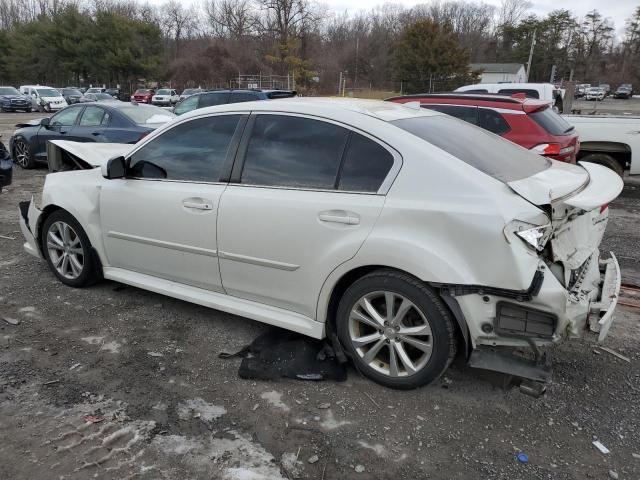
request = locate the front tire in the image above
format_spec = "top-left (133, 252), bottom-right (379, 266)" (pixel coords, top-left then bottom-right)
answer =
top-left (41, 210), bottom-right (101, 287)
top-left (13, 138), bottom-right (35, 169)
top-left (336, 270), bottom-right (457, 390)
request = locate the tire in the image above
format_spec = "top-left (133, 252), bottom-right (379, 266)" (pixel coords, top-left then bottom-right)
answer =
top-left (13, 137), bottom-right (35, 169)
top-left (41, 210), bottom-right (101, 288)
top-left (580, 153), bottom-right (624, 177)
top-left (336, 269), bottom-right (457, 390)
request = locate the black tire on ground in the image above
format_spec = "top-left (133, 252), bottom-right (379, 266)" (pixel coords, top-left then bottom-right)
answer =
top-left (336, 269), bottom-right (457, 390)
top-left (580, 153), bottom-right (624, 177)
top-left (13, 137), bottom-right (35, 169)
top-left (41, 210), bottom-right (101, 288)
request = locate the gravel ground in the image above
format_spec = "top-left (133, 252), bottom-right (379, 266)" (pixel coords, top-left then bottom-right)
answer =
top-left (0, 111), bottom-right (639, 479)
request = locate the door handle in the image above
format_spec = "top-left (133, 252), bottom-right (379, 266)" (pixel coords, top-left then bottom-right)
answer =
top-left (91, 132), bottom-right (100, 136)
top-left (183, 200), bottom-right (213, 210)
top-left (318, 210), bottom-right (360, 225)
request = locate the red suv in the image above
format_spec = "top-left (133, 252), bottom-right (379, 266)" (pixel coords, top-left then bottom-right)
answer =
top-left (386, 93), bottom-right (579, 163)
top-left (131, 89), bottom-right (155, 104)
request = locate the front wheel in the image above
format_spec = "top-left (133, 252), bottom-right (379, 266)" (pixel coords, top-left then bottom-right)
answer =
top-left (41, 210), bottom-right (101, 287)
top-left (13, 138), bottom-right (35, 169)
top-left (336, 270), bottom-right (457, 390)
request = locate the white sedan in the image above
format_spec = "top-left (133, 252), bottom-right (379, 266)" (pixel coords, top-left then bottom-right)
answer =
top-left (19, 98), bottom-right (623, 391)
top-left (151, 88), bottom-right (179, 106)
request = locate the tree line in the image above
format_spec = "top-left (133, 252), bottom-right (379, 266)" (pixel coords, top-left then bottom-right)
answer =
top-left (0, 0), bottom-right (639, 94)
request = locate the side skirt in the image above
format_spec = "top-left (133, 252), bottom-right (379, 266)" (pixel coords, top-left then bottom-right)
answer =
top-left (103, 267), bottom-right (326, 339)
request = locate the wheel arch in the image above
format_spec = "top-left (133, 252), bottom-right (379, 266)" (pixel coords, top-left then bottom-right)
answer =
top-left (320, 264), bottom-right (471, 360)
top-left (578, 141), bottom-right (631, 171)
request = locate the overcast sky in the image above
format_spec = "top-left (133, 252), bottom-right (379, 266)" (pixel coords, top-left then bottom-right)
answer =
top-left (324, 0), bottom-right (635, 35)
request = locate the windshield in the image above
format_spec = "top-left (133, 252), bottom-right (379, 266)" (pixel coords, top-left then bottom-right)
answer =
top-left (391, 115), bottom-right (550, 183)
top-left (156, 89), bottom-right (171, 95)
top-left (183, 88), bottom-right (200, 95)
top-left (0, 87), bottom-right (20, 95)
top-left (120, 105), bottom-right (175, 124)
top-left (94, 93), bottom-right (115, 100)
top-left (37, 88), bottom-right (61, 97)
top-left (135, 89), bottom-right (152, 95)
top-left (530, 107), bottom-right (574, 136)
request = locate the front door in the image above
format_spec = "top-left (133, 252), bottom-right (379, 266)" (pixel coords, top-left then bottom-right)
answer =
top-left (99, 113), bottom-right (246, 291)
top-left (35, 105), bottom-right (85, 160)
top-left (217, 113), bottom-right (398, 318)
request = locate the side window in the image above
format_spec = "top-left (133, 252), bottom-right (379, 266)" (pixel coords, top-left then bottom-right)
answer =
top-left (174, 95), bottom-right (198, 115)
top-left (498, 88), bottom-right (540, 99)
top-left (421, 105), bottom-right (478, 125)
top-left (199, 93), bottom-right (229, 107)
top-left (477, 108), bottom-right (510, 135)
top-left (102, 111), bottom-right (111, 126)
top-left (79, 106), bottom-right (105, 127)
top-left (241, 115), bottom-right (349, 189)
top-left (229, 92), bottom-right (260, 103)
top-left (462, 89), bottom-right (488, 93)
top-left (129, 115), bottom-right (242, 182)
top-left (50, 106), bottom-right (83, 126)
top-left (338, 133), bottom-right (394, 193)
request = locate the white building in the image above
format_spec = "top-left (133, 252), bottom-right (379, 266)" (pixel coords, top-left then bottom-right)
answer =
top-left (469, 63), bottom-right (526, 84)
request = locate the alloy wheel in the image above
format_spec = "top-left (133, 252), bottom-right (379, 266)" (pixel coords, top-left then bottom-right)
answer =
top-left (348, 291), bottom-right (433, 377)
top-left (46, 221), bottom-right (84, 280)
top-left (14, 140), bottom-right (31, 168)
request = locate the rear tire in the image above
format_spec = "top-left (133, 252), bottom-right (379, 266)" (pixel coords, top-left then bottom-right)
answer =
top-left (580, 153), bottom-right (624, 177)
top-left (336, 269), bottom-right (457, 390)
top-left (41, 210), bottom-right (101, 288)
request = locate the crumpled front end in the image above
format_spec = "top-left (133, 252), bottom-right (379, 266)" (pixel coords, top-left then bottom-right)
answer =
top-left (19, 197), bottom-right (43, 259)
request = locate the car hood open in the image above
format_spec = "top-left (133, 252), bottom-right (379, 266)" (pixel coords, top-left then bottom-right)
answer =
top-left (48, 140), bottom-right (132, 171)
top-left (507, 160), bottom-right (623, 211)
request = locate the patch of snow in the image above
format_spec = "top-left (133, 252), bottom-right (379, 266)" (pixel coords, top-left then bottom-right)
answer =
top-left (101, 341), bottom-right (122, 353)
top-left (358, 440), bottom-right (386, 457)
top-left (148, 351), bottom-right (164, 357)
top-left (260, 391), bottom-right (290, 412)
top-left (320, 410), bottom-right (351, 430)
top-left (153, 434), bottom-right (201, 455)
top-left (177, 398), bottom-right (226, 422)
top-left (81, 336), bottom-right (104, 345)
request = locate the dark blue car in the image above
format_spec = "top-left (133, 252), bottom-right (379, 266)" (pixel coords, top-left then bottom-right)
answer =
top-left (0, 86), bottom-right (32, 112)
top-left (173, 89), bottom-right (297, 115)
top-left (10, 102), bottom-right (175, 168)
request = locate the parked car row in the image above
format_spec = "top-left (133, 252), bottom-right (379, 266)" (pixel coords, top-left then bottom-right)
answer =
top-left (16, 97), bottom-right (623, 394)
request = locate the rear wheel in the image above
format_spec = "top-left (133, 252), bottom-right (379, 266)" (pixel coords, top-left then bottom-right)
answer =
top-left (13, 138), bottom-right (35, 169)
top-left (41, 210), bottom-right (101, 287)
top-left (336, 270), bottom-right (457, 390)
top-left (580, 153), bottom-right (624, 177)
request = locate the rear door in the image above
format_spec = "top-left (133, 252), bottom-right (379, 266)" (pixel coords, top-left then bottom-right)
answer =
top-left (73, 105), bottom-right (111, 142)
top-left (217, 113), bottom-right (399, 318)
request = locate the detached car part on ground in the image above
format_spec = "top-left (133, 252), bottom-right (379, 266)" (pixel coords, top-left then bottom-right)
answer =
top-left (18, 99), bottom-right (623, 393)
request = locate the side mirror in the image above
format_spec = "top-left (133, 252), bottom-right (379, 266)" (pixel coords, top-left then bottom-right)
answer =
top-left (103, 155), bottom-right (126, 179)
top-left (40, 118), bottom-right (50, 127)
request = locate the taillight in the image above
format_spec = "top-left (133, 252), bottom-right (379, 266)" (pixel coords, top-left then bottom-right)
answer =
top-left (600, 203), bottom-right (609, 213)
top-left (530, 143), bottom-right (575, 156)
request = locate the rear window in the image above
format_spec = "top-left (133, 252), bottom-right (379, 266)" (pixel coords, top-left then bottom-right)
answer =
top-left (119, 105), bottom-right (175, 124)
top-left (199, 93), bottom-right (229, 107)
top-left (498, 88), bottom-right (539, 99)
top-left (392, 115), bottom-right (550, 183)
top-left (529, 107), bottom-right (574, 136)
top-left (266, 91), bottom-right (297, 99)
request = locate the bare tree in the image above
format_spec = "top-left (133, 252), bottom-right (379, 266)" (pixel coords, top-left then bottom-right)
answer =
top-left (205, 0), bottom-right (257, 38)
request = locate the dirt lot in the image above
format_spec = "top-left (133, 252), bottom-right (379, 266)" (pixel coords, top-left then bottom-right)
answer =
top-left (0, 111), bottom-right (640, 480)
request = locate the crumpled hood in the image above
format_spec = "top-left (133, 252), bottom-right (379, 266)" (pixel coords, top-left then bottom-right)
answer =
top-left (508, 160), bottom-right (623, 211)
top-left (48, 140), bottom-right (132, 169)
top-left (15, 118), bottom-right (44, 128)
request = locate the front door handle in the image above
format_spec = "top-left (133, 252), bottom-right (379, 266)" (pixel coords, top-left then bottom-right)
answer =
top-left (318, 210), bottom-right (360, 225)
top-left (183, 200), bottom-right (213, 210)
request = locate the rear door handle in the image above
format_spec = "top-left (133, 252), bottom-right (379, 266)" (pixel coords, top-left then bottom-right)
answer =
top-left (318, 210), bottom-right (360, 225)
top-left (183, 200), bottom-right (214, 210)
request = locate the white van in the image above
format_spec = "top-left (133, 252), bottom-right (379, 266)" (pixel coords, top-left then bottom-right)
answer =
top-left (455, 83), bottom-right (564, 111)
top-left (19, 85), bottom-right (67, 112)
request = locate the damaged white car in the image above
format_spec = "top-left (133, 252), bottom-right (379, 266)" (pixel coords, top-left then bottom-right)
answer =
top-left (19, 99), bottom-right (623, 393)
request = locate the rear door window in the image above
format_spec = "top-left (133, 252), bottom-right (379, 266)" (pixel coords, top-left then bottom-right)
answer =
top-left (392, 115), bottom-right (550, 183)
top-left (240, 115), bottom-right (349, 189)
top-left (79, 106), bottom-right (106, 126)
top-left (338, 133), bottom-right (394, 192)
top-left (421, 105), bottom-right (478, 125)
top-left (530, 107), bottom-right (574, 135)
top-left (477, 108), bottom-right (510, 135)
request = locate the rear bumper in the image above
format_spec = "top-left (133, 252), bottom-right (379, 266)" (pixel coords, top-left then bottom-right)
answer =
top-left (454, 251), bottom-right (621, 348)
top-left (19, 198), bottom-right (43, 259)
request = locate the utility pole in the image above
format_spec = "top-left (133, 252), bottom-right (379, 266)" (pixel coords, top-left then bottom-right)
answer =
top-left (337, 71), bottom-right (342, 96)
top-left (354, 37), bottom-right (359, 89)
top-left (525, 29), bottom-right (537, 82)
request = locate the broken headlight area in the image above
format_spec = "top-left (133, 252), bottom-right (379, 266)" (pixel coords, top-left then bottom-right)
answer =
top-left (515, 223), bottom-right (553, 252)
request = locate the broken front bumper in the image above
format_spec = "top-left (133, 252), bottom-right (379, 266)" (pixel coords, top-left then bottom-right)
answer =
top-left (19, 197), bottom-right (43, 259)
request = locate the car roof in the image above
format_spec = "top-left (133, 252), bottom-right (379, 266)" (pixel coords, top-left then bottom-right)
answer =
top-left (179, 97), bottom-right (441, 123)
top-left (386, 93), bottom-right (549, 111)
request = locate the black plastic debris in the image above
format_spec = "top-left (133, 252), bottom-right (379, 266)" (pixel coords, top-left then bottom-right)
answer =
top-left (219, 328), bottom-right (347, 382)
